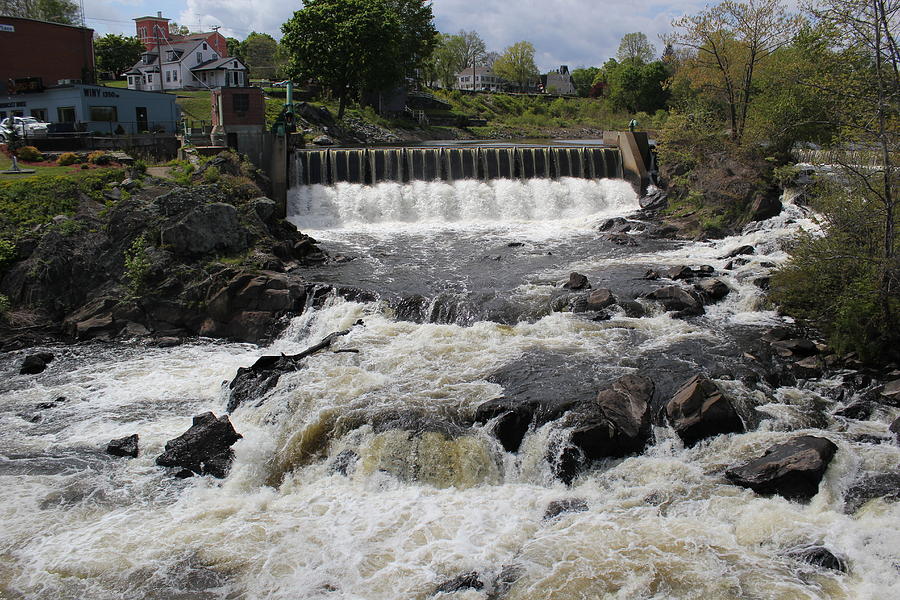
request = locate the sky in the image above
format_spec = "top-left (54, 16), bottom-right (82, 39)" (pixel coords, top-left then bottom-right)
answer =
top-left (80, 0), bottom-right (712, 72)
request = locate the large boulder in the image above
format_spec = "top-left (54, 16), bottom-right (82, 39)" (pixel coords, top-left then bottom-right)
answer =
top-left (563, 272), bottom-right (591, 290)
top-left (725, 436), bottom-right (837, 502)
top-left (665, 374), bottom-right (744, 446)
top-left (645, 285), bottom-right (705, 317)
top-left (695, 278), bottom-right (730, 302)
top-left (750, 192), bottom-right (783, 221)
top-left (585, 288), bottom-right (617, 310)
top-left (160, 202), bottom-right (249, 256)
top-left (19, 352), bottom-right (54, 375)
top-left (565, 374), bottom-right (654, 460)
top-left (155, 412), bottom-right (242, 478)
top-left (432, 572), bottom-right (483, 595)
top-left (107, 434), bottom-right (139, 458)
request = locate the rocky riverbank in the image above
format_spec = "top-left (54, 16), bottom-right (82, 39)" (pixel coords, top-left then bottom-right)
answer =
top-left (0, 160), bottom-right (337, 349)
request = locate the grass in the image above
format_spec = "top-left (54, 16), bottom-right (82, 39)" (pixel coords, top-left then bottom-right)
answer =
top-left (99, 79), bottom-right (128, 89)
top-left (0, 154), bottom-right (93, 180)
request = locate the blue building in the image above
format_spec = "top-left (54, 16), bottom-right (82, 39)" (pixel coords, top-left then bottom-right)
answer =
top-left (0, 83), bottom-right (181, 134)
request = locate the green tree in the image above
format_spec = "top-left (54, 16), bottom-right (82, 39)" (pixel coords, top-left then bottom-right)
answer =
top-left (242, 32), bottom-right (281, 79)
top-left (421, 33), bottom-right (462, 89)
top-left (226, 37), bottom-right (245, 61)
top-left (670, 0), bottom-right (802, 143)
top-left (605, 60), bottom-right (670, 113)
top-left (168, 22), bottom-right (191, 35)
top-left (616, 32), bottom-right (655, 63)
top-left (452, 29), bottom-right (487, 73)
top-left (571, 66), bottom-right (600, 97)
top-left (492, 41), bottom-right (539, 91)
top-left (0, 0), bottom-right (79, 23)
top-left (94, 34), bottom-right (145, 79)
top-left (281, 0), bottom-right (436, 119)
top-left (771, 0), bottom-right (899, 360)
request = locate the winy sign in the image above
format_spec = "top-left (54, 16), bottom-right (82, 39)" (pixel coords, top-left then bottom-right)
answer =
top-left (0, 24), bottom-right (14, 33)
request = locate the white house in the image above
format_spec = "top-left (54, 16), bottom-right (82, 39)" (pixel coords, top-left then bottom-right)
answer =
top-left (456, 67), bottom-right (504, 92)
top-left (125, 38), bottom-right (248, 91)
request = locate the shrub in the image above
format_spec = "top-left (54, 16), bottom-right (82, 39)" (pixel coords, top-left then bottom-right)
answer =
top-left (0, 293), bottom-right (9, 316)
top-left (123, 234), bottom-right (152, 296)
top-left (57, 152), bottom-right (79, 166)
top-left (220, 175), bottom-right (261, 200)
top-left (0, 238), bottom-right (15, 270)
top-left (203, 166), bottom-right (221, 184)
top-left (15, 146), bottom-right (43, 162)
top-left (87, 151), bottom-right (112, 165)
top-left (131, 159), bottom-right (147, 175)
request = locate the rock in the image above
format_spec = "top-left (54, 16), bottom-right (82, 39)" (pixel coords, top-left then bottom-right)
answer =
top-left (771, 338), bottom-right (818, 358)
top-left (586, 288), bottom-right (617, 310)
top-left (639, 190), bottom-right (668, 211)
top-left (642, 269), bottom-right (660, 280)
top-left (474, 397), bottom-right (536, 452)
top-left (645, 286), bottom-right (705, 317)
top-left (618, 300), bottom-right (646, 318)
top-left (121, 178), bottom-right (138, 191)
top-left (312, 135), bottom-right (335, 146)
top-left (598, 217), bottom-right (629, 232)
top-left (432, 572), bottom-right (483, 595)
top-left (762, 327), bottom-right (791, 343)
top-left (251, 198), bottom-right (277, 224)
top-left (160, 202), bottom-right (249, 257)
top-left (833, 400), bottom-right (873, 420)
top-left (155, 412), bottom-right (242, 478)
top-left (665, 375), bottom-right (744, 446)
top-left (154, 336), bottom-right (181, 348)
top-left (792, 356), bottom-right (823, 379)
top-left (19, 352), bottom-right (54, 375)
top-left (843, 471), bottom-right (900, 512)
top-left (753, 276), bottom-right (771, 290)
top-left (665, 265), bottom-right (715, 280)
top-left (329, 450), bottom-right (359, 476)
top-left (890, 417), bottom-right (900, 444)
top-left (881, 379), bottom-right (900, 404)
top-left (785, 545), bottom-right (848, 572)
top-left (106, 434), bottom-right (139, 458)
top-left (723, 245), bottom-right (755, 258)
top-left (725, 436), bottom-right (837, 502)
top-left (543, 498), bottom-right (589, 520)
top-left (695, 278), bottom-right (730, 302)
top-left (568, 374), bottom-right (653, 459)
top-left (563, 272), bottom-right (590, 290)
top-left (750, 193), bottom-right (783, 221)
top-left (226, 355), bottom-right (295, 413)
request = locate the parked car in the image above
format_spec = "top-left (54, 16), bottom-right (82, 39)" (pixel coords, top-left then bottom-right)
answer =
top-left (0, 116), bottom-right (50, 142)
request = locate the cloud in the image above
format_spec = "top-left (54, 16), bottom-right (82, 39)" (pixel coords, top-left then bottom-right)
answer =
top-left (88, 0), bottom-right (717, 69)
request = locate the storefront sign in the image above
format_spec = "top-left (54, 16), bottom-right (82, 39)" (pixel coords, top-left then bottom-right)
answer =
top-left (0, 24), bottom-right (14, 33)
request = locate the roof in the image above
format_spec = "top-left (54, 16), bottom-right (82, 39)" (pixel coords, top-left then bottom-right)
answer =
top-left (134, 16), bottom-right (170, 21)
top-left (0, 15), bottom-right (92, 32)
top-left (191, 57), bottom-right (246, 72)
top-left (456, 66), bottom-right (496, 77)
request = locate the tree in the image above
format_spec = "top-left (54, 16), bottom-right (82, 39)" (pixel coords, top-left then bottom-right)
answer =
top-left (226, 37), bottom-right (245, 62)
top-left (169, 22), bottom-right (191, 35)
top-left (772, 0), bottom-right (899, 360)
top-left (492, 41), bottom-right (539, 91)
top-left (0, 0), bottom-right (79, 24)
top-left (94, 34), bottom-right (145, 79)
top-left (571, 66), bottom-right (600, 97)
top-left (451, 29), bottom-right (487, 75)
top-left (617, 32), bottom-right (655, 63)
top-left (242, 32), bottom-right (281, 80)
top-left (281, 0), bottom-right (436, 119)
top-left (421, 33), bottom-right (462, 88)
top-left (670, 0), bottom-right (802, 142)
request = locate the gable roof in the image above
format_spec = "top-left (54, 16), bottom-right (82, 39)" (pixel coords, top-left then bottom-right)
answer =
top-left (191, 57), bottom-right (247, 72)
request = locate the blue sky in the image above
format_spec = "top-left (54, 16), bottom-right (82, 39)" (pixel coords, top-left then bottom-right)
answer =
top-left (81, 1), bottom-right (710, 71)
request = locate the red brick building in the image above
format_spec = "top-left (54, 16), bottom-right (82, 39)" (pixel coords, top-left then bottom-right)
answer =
top-left (134, 13), bottom-right (228, 58)
top-left (0, 16), bottom-right (95, 95)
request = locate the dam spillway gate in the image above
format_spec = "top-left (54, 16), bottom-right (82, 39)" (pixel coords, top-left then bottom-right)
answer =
top-left (291, 146), bottom-right (623, 186)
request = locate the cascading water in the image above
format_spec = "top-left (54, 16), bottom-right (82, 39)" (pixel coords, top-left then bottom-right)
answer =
top-left (1, 172), bottom-right (897, 599)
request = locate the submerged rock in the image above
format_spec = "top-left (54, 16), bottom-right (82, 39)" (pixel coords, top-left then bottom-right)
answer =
top-left (695, 278), bottom-right (730, 302)
top-left (725, 435), bottom-right (837, 502)
top-left (785, 545), bottom-right (848, 572)
top-left (155, 412), bottom-right (242, 478)
top-left (722, 245), bottom-right (755, 258)
top-left (19, 352), bottom-right (54, 375)
top-left (432, 572), bottom-right (483, 595)
top-left (106, 434), bottom-right (139, 458)
top-left (843, 471), bottom-right (900, 512)
top-left (543, 498), bottom-right (589, 520)
top-left (665, 374), bottom-right (744, 446)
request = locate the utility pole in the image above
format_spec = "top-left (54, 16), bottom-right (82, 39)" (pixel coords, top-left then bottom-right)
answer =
top-left (155, 23), bottom-right (163, 92)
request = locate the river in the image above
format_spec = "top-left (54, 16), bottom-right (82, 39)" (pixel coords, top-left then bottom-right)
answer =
top-left (0, 176), bottom-right (897, 599)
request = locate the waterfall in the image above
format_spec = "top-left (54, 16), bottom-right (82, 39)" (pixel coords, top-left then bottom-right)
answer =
top-left (291, 146), bottom-right (622, 185)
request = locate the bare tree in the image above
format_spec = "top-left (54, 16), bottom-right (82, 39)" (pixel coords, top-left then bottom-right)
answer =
top-left (617, 32), bottom-right (655, 63)
top-left (671, 0), bottom-right (802, 142)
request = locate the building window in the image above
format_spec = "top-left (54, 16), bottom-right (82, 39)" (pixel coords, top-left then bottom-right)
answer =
top-left (197, 52), bottom-right (202, 63)
top-left (212, 54), bottom-right (217, 60)
top-left (172, 70), bottom-right (178, 81)
top-left (233, 61), bottom-right (238, 68)
top-left (89, 106), bottom-right (118, 122)
top-left (0, 111), bottom-right (5, 119)
top-left (139, 26), bottom-right (147, 39)
top-left (88, 106), bottom-right (119, 122)
top-left (232, 93), bottom-right (249, 113)
top-left (202, 43), bottom-right (207, 50)
top-left (147, 74), bottom-right (153, 83)
top-left (166, 71), bottom-right (171, 82)
top-left (57, 106), bottom-right (76, 122)
top-left (31, 109), bottom-right (47, 121)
